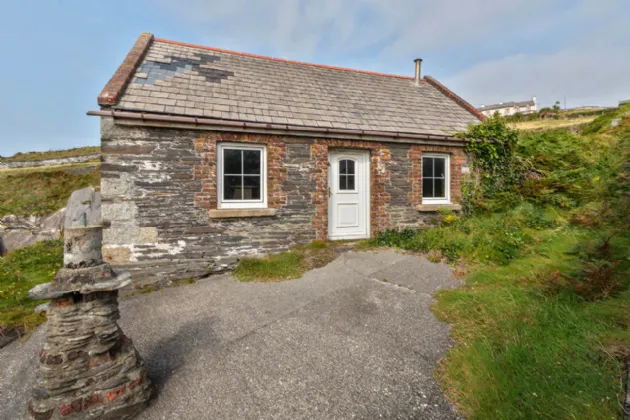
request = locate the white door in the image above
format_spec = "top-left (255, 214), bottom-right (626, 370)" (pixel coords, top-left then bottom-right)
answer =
top-left (328, 150), bottom-right (370, 240)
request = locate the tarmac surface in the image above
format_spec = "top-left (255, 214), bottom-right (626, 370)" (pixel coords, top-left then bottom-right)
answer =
top-left (0, 250), bottom-right (461, 419)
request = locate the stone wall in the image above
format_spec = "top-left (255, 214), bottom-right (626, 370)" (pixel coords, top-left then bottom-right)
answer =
top-left (100, 117), bottom-right (466, 286)
top-left (0, 154), bottom-right (100, 169)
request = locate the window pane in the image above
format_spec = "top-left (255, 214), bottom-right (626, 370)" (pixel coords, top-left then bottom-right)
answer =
top-left (224, 150), bottom-right (242, 174)
top-left (224, 175), bottom-right (243, 200)
top-left (422, 157), bottom-right (434, 178)
top-left (339, 160), bottom-right (347, 174)
top-left (243, 150), bottom-right (261, 174)
top-left (435, 158), bottom-right (446, 178)
top-left (243, 176), bottom-right (261, 199)
top-left (434, 178), bottom-right (445, 198)
top-left (423, 178), bottom-right (434, 198)
top-left (346, 160), bottom-right (355, 175)
top-left (339, 174), bottom-right (347, 190)
top-left (347, 175), bottom-right (355, 190)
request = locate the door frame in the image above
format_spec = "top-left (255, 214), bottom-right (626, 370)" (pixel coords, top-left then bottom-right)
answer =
top-left (327, 149), bottom-right (371, 240)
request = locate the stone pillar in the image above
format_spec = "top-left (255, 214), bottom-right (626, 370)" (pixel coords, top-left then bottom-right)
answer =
top-left (27, 188), bottom-right (152, 419)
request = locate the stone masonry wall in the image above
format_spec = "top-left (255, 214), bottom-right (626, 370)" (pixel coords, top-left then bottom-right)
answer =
top-left (100, 117), bottom-right (466, 286)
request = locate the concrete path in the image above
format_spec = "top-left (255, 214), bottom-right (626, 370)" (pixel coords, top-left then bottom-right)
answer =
top-left (0, 250), bottom-right (461, 419)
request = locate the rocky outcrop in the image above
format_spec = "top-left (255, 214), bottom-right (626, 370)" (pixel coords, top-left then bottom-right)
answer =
top-left (0, 209), bottom-right (65, 253)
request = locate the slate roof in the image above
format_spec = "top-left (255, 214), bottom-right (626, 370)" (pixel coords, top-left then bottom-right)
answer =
top-left (479, 99), bottom-right (535, 112)
top-left (101, 35), bottom-right (482, 137)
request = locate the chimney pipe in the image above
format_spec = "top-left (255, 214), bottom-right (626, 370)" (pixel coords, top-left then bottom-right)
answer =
top-left (414, 58), bottom-right (423, 85)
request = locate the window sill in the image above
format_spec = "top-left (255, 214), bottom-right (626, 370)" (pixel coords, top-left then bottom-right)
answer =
top-left (417, 203), bottom-right (462, 212)
top-left (209, 208), bottom-right (277, 219)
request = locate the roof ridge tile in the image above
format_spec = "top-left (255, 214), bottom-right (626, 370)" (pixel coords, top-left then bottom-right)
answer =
top-left (154, 37), bottom-right (415, 81)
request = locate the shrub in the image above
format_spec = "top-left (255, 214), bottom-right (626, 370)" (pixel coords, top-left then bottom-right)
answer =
top-left (521, 206), bottom-right (558, 229)
top-left (549, 235), bottom-right (624, 301)
top-left (457, 116), bottom-right (523, 214)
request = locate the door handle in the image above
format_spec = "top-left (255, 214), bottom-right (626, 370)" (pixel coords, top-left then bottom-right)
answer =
top-left (328, 187), bottom-right (332, 197)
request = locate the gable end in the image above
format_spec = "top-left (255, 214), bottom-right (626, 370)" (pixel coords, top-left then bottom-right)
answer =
top-left (98, 33), bottom-right (154, 106)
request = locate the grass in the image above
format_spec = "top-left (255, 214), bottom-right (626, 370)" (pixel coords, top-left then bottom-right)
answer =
top-left (367, 212), bottom-right (630, 418)
top-left (232, 240), bottom-right (341, 282)
top-left (0, 162), bottom-right (100, 217)
top-left (509, 116), bottom-right (597, 131)
top-left (2, 146), bottom-right (100, 162)
top-left (433, 229), bottom-right (630, 419)
top-left (0, 240), bottom-right (63, 334)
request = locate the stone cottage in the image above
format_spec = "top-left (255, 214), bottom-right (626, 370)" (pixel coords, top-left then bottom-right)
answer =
top-left (89, 33), bottom-right (485, 285)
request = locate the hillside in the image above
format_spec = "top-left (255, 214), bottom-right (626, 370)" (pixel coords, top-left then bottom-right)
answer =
top-left (509, 115), bottom-right (597, 131)
top-left (507, 106), bottom-right (616, 132)
top-left (1, 146), bottom-right (100, 162)
top-left (0, 162), bottom-right (100, 218)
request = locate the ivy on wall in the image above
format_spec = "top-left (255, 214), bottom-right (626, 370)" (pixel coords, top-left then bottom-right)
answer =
top-left (457, 116), bottom-right (522, 214)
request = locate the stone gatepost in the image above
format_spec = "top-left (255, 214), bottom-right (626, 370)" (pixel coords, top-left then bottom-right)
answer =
top-left (27, 188), bottom-right (152, 419)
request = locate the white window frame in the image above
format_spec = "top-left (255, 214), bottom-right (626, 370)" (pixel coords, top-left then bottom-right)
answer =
top-left (421, 153), bottom-right (450, 205)
top-left (337, 158), bottom-right (358, 193)
top-left (217, 142), bottom-right (267, 209)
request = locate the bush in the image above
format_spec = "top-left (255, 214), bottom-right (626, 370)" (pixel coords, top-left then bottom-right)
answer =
top-left (458, 116), bottom-right (522, 214)
top-left (549, 235), bottom-right (624, 301)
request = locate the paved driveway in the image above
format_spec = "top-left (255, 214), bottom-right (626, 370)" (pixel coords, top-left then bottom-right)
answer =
top-left (0, 250), bottom-right (461, 419)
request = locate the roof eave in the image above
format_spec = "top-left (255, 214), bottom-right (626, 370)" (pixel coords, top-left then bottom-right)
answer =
top-left (87, 109), bottom-right (469, 145)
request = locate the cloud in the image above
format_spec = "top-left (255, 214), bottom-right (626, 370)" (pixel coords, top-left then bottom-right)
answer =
top-left (154, 0), bottom-right (630, 106)
top-left (156, 0), bottom-right (553, 57)
top-left (443, 46), bottom-right (630, 108)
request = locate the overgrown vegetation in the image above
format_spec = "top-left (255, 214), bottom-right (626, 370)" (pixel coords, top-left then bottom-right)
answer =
top-left (233, 240), bottom-right (343, 282)
top-left (1, 146), bottom-right (100, 162)
top-left (366, 104), bottom-right (630, 418)
top-left (0, 240), bottom-right (63, 334)
top-left (0, 163), bottom-right (100, 217)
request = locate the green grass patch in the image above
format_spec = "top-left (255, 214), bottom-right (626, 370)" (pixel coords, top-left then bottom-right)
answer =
top-left (0, 163), bottom-right (100, 217)
top-left (2, 146), bottom-right (100, 162)
top-left (233, 240), bottom-right (344, 282)
top-left (0, 240), bottom-right (63, 333)
top-left (433, 229), bottom-right (630, 419)
top-left (233, 251), bottom-right (305, 282)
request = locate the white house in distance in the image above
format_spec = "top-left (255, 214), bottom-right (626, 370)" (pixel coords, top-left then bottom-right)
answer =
top-left (478, 96), bottom-right (537, 117)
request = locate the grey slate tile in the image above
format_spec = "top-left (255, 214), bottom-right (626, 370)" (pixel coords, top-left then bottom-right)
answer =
top-left (115, 39), bottom-right (480, 136)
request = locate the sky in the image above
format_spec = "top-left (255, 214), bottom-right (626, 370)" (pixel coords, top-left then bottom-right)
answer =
top-left (1, 0), bottom-right (629, 156)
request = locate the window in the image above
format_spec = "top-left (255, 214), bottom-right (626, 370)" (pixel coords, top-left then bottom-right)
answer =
top-left (217, 143), bottom-right (267, 209)
top-left (422, 154), bottom-right (450, 204)
top-left (339, 159), bottom-right (356, 191)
